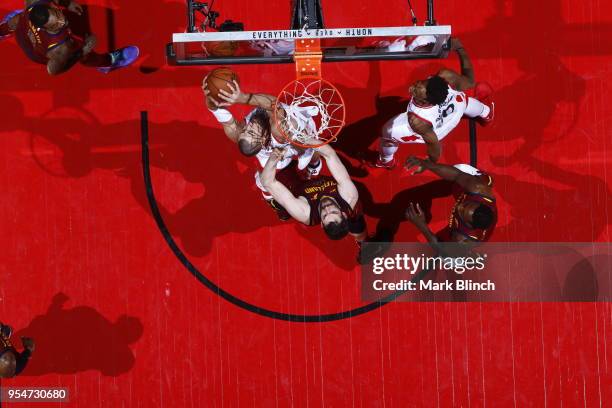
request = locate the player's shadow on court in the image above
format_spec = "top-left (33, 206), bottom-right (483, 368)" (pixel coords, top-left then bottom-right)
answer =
top-left (15, 293), bottom-right (143, 376)
top-left (361, 179), bottom-right (454, 243)
top-left (456, 0), bottom-right (590, 165)
top-left (1, 93), bottom-right (287, 257)
top-left (562, 255), bottom-right (608, 301)
top-left (101, 0), bottom-right (186, 73)
top-left (493, 157), bottom-right (611, 241)
top-left (487, 54), bottom-right (586, 166)
top-left (334, 95), bottom-right (406, 172)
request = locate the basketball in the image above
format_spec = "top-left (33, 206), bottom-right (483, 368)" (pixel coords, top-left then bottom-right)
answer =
top-left (205, 41), bottom-right (239, 57)
top-left (205, 67), bottom-right (240, 102)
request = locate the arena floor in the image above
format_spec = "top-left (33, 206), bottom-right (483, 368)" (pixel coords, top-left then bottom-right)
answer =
top-left (0, 0), bottom-right (610, 406)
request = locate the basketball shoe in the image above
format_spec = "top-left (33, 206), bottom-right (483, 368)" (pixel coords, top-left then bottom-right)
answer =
top-left (97, 46), bottom-right (140, 74)
top-left (370, 156), bottom-right (397, 170)
top-left (472, 82), bottom-right (495, 126)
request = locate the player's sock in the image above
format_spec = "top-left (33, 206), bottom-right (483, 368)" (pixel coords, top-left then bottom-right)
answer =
top-left (465, 98), bottom-right (489, 118)
top-left (465, 97), bottom-right (494, 126)
top-left (479, 105), bottom-right (491, 118)
top-left (380, 143), bottom-right (398, 162)
top-left (369, 141), bottom-right (398, 169)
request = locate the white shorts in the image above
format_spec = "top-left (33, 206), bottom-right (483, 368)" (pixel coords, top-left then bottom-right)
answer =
top-left (382, 97), bottom-right (484, 144)
top-left (255, 143), bottom-right (315, 170)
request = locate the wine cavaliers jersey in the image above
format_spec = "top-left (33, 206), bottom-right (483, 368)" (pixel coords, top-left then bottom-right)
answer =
top-left (299, 176), bottom-right (361, 226)
top-left (448, 173), bottom-right (497, 242)
top-left (15, 0), bottom-right (81, 64)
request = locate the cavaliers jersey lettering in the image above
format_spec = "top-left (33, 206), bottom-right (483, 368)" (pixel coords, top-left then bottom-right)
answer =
top-left (449, 173), bottom-right (497, 242)
top-left (407, 84), bottom-right (467, 140)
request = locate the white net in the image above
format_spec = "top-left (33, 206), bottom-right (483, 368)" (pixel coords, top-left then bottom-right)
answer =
top-left (276, 79), bottom-right (345, 146)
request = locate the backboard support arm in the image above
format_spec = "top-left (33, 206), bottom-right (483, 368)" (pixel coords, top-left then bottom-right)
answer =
top-left (425, 0), bottom-right (436, 26)
top-left (291, 0), bottom-right (325, 29)
top-left (187, 0), bottom-right (197, 32)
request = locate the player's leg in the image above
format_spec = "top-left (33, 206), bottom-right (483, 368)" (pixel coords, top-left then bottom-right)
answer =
top-left (79, 51), bottom-right (112, 67)
top-left (79, 46), bottom-right (139, 73)
top-left (463, 82), bottom-right (494, 126)
top-left (374, 113), bottom-right (423, 169)
top-left (0, 10), bottom-right (21, 40)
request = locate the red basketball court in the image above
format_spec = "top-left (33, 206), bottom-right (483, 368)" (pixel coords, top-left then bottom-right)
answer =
top-left (0, 0), bottom-right (610, 406)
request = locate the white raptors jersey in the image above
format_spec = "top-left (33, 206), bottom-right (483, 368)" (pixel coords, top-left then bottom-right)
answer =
top-left (245, 109), bottom-right (315, 170)
top-left (408, 85), bottom-right (468, 140)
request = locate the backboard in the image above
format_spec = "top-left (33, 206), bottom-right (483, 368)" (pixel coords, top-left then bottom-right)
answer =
top-left (167, 26), bottom-right (451, 65)
top-left (169, 0), bottom-right (452, 147)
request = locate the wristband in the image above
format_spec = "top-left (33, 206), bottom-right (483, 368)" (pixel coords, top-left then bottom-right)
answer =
top-left (209, 108), bottom-right (233, 123)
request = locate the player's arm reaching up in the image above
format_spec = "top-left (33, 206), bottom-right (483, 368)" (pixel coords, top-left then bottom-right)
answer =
top-left (404, 156), bottom-right (491, 248)
top-left (260, 148), bottom-right (311, 224)
top-left (202, 77), bottom-right (246, 143)
top-left (210, 79), bottom-right (277, 111)
top-left (438, 38), bottom-right (475, 91)
top-left (313, 143), bottom-right (367, 242)
top-left (202, 75), bottom-right (277, 143)
top-left (407, 114), bottom-right (441, 162)
top-left (404, 156), bottom-right (489, 194)
top-left (315, 144), bottom-right (358, 208)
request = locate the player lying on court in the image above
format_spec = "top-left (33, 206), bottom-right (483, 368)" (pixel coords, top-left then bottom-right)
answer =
top-left (260, 142), bottom-right (368, 248)
top-left (0, 0), bottom-right (138, 75)
top-left (203, 70), bottom-right (323, 218)
top-left (374, 38), bottom-right (494, 168)
top-left (404, 156), bottom-right (497, 250)
top-left (0, 322), bottom-right (34, 378)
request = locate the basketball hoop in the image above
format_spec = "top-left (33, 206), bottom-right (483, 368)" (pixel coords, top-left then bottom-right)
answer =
top-left (274, 39), bottom-right (346, 148)
top-left (274, 77), bottom-right (345, 148)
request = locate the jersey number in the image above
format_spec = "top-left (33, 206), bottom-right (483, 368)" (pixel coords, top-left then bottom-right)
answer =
top-left (435, 103), bottom-right (455, 128)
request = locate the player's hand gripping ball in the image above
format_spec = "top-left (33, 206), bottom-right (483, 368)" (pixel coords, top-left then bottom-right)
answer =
top-left (204, 67), bottom-right (240, 109)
